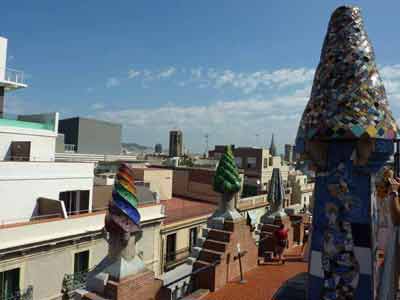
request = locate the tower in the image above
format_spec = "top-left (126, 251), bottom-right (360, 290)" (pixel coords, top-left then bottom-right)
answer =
top-left (169, 130), bottom-right (183, 157)
top-left (295, 6), bottom-right (397, 300)
top-left (269, 133), bottom-right (277, 157)
top-left (284, 144), bottom-right (294, 163)
top-left (154, 143), bottom-right (162, 154)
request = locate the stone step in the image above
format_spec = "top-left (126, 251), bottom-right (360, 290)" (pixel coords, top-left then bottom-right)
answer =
top-left (186, 256), bottom-right (197, 265)
top-left (207, 229), bottom-right (231, 242)
top-left (203, 239), bottom-right (228, 252)
top-left (198, 249), bottom-right (223, 263)
top-left (191, 246), bottom-right (202, 258)
top-left (196, 237), bottom-right (206, 247)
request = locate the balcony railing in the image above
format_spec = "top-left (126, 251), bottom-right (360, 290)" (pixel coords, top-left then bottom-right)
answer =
top-left (162, 260), bottom-right (220, 300)
top-left (62, 269), bottom-right (90, 296)
top-left (64, 144), bottom-right (77, 153)
top-left (0, 113), bottom-right (55, 131)
top-left (4, 68), bottom-right (25, 85)
top-left (164, 247), bottom-right (191, 272)
top-left (0, 286), bottom-right (33, 300)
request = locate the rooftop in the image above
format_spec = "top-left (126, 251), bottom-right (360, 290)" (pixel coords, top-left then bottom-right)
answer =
top-left (161, 197), bottom-right (216, 225)
top-left (204, 246), bottom-right (307, 300)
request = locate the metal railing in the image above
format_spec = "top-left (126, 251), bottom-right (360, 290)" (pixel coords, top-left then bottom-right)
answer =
top-left (0, 113), bottom-right (55, 131)
top-left (64, 144), bottom-right (76, 153)
top-left (164, 247), bottom-right (191, 272)
top-left (163, 260), bottom-right (220, 300)
top-left (0, 286), bottom-right (33, 300)
top-left (5, 68), bottom-right (25, 84)
top-left (62, 269), bottom-right (90, 296)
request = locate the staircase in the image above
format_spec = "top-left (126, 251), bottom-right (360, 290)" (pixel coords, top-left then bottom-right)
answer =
top-left (191, 218), bottom-right (258, 291)
top-left (186, 227), bottom-right (209, 266)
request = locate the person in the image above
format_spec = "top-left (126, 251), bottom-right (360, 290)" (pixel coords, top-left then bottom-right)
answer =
top-left (388, 176), bottom-right (400, 226)
top-left (274, 223), bottom-right (289, 264)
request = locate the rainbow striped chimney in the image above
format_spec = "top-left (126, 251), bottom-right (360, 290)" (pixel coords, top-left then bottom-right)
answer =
top-left (105, 163), bottom-right (141, 237)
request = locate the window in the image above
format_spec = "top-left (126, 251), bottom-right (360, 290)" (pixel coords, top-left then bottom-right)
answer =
top-left (166, 233), bottom-right (177, 263)
top-left (189, 227), bottom-right (198, 252)
top-left (269, 158), bottom-right (273, 166)
top-left (235, 157), bottom-right (243, 168)
top-left (0, 268), bottom-right (20, 299)
top-left (74, 251), bottom-right (89, 274)
top-left (263, 158), bottom-right (269, 168)
top-left (60, 190), bottom-right (90, 215)
top-left (10, 142), bottom-right (31, 161)
top-left (247, 157), bottom-right (257, 169)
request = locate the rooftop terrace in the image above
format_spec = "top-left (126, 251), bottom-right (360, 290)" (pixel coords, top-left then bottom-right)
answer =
top-left (204, 246), bottom-right (307, 300)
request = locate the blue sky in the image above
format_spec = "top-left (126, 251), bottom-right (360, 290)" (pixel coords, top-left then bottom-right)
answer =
top-left (3, 1), bottom-right (400, 153)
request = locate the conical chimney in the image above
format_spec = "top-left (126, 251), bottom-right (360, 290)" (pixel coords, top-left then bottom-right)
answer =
top-left (297, 5), bottom-right (397, 142)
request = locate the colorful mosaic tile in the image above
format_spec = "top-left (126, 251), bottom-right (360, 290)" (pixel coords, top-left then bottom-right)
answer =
top-left (296, 6), bottom-right (398, 142)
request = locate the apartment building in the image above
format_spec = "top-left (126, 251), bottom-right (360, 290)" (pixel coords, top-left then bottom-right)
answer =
top-left (287, 170), bottom-right (314, 210)
top-left (0, 36), bottom-right (164, 300)
top-left (58, 117), bottom-right (122, 155)
top-left (209, 145), bottom-right (290, 196)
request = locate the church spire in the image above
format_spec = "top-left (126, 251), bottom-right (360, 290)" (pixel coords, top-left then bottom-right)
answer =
top-left (269, 133), bottom-right (277, 157)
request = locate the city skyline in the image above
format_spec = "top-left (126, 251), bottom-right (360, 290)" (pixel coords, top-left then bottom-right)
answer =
top-left (3, 1), bottom-right (400, 151)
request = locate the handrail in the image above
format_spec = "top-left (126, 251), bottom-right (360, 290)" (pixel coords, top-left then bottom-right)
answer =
top-left (62, 267), bottom-right (95, 295)
top-left (5, 68), bottom-right (25, 84)
top-left (164, 259), bottom-right (220, 288)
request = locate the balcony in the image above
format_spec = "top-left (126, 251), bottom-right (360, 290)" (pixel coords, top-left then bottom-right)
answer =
top-left (0, 286), bottom-right (33, 300)
top-left (0, 68), bottom-right (27, 91)
top-left (62, 269), bottom-right (89, 297)
top-left (0, 113), bottom-right (57, 132)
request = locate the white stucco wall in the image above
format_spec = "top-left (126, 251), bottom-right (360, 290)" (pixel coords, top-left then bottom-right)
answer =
top-left (0, 210), bottom-right (163, 300)
top-left (0, 161), bottom-right (94, 224)
top-left (0, 127), bottom-right (57, 161)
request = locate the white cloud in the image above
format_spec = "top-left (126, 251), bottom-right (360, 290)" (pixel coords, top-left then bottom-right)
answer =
top-left (94, 87), bottom-right (309, 152)
top-left (380, 65), bottom-right (400, 105)
top-left (128, 69), bottom-right (141, 79)
top-left (205, 68), bottom-right (315, 94)
top-left (90, 103), bottom-right (105, 110)
top-left (106, 77), bottom-right (120, 88)
top-left (158, 67), bottom-right (176, 78)
top-left (191, 68), bottom-right (202, 79)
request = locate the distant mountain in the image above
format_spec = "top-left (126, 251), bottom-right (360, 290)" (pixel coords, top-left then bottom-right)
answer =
top-left (122, 142), bottom-right (153, 153)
